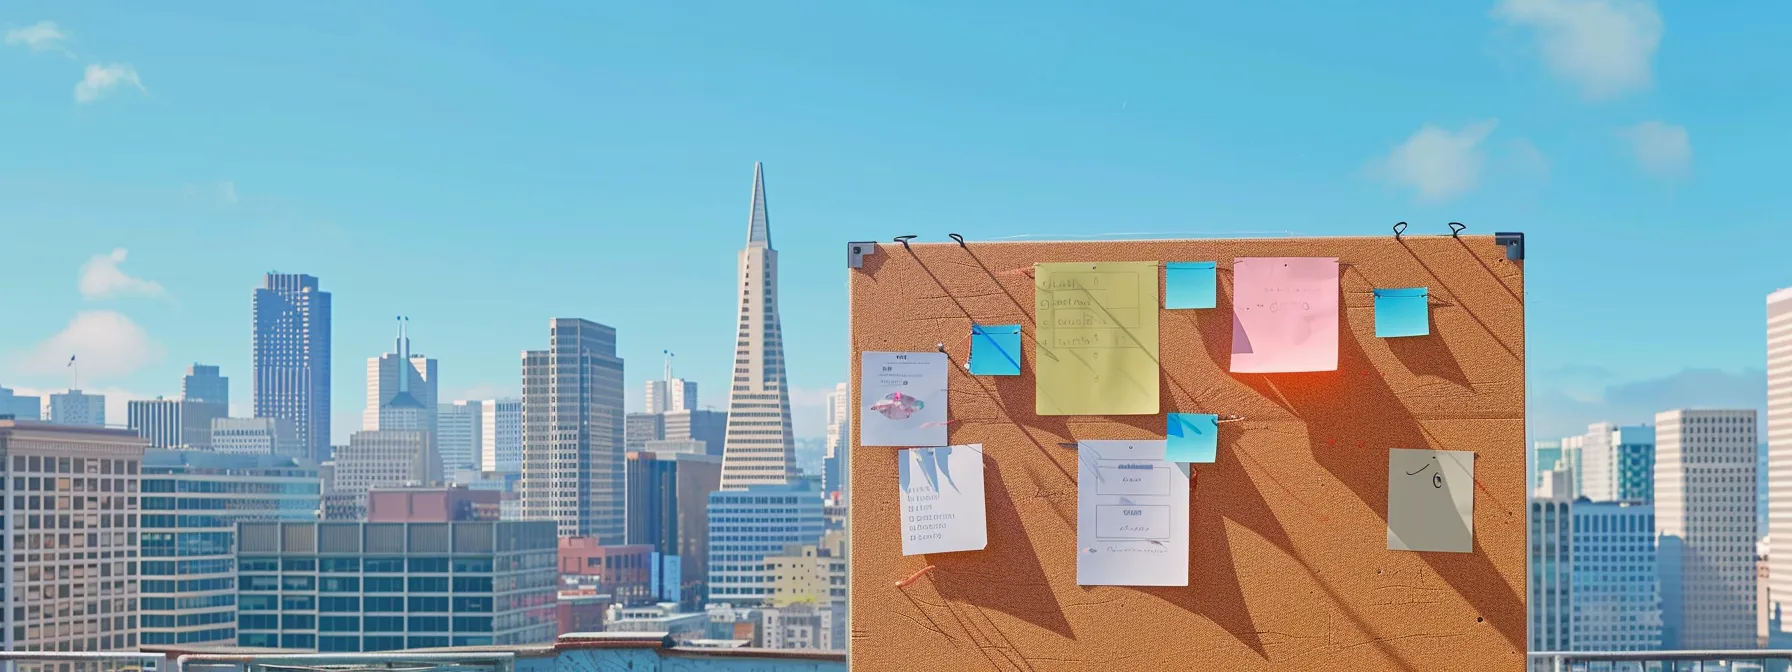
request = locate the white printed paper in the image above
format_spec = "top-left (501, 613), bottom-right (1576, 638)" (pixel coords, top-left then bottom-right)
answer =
top-left (860, 351), bottom-right (949, 447)
top-left (899, 445), bottom-right (988, 556)
top-left (1077, 439), bottom-right (1190, 586)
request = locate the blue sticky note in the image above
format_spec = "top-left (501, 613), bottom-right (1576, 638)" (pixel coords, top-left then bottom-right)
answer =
top-left (1374, 288), bottom-right (1430, 338)
top-left (1166, 413), bottom-right (1219, 463)
top-left (1165, 262), bottom-right (1218, 309)
top-left (969, 324), bottom-right (1022, 376)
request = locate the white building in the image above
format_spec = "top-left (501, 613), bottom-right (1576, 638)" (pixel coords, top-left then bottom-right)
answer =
top-left (1569, 423), bottom-right (1655, 504)
top-left (646, 375), bottom-right (698, 414)
top-left (362, 319), bottom-right (438, 434)
top-left (1655, 408), bottom-right (1758, 649)
top-left (480, 398), bottom-right (522, 472)
top-left (1770, 286), bottom-right (1792, 644)
top-left (210, 417), bottom-right (298, 456)
top-left (127, 398), bottom-right (185, 449)
top-left (0, 386), bottom-right (42, 420)
top-left (824, 381), bottom-right (849, 500)
top-left (48, 389), bottom-right (105, 427)
top-left (438, 401), bottom-right (482, 476)
top-left (719, 163), bottom-right (797, 490)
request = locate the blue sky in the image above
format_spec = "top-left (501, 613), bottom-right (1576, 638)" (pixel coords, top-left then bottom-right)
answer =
top-left (0, 1), bottom-right (1787, 444)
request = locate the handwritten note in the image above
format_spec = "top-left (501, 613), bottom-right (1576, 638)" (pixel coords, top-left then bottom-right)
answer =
top-left (859, 352), bottom-right (949, 447)
top-left (1230, 257), bottom-right (1340, 373)
top-left (1166, 413), bottom-right (1218, 463)
top-left (898, 445), bottom-right (988, 556)
top-left (1077, 440), bottom-right (1189, 586)
top-left (1034, 262), bottom-right (1160, 415)
top-left (1374, 288), bottom-right (1430, 338)
top-left (1387, 448), bottom-right (1475, 553)
top-left (969, 324), bottom-right (1022, 376)
top-left (1165, 262), bottom-right (1218, 309)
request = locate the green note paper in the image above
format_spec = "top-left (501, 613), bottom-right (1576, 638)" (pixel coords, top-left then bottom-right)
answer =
top-left (1034, 262), bottom-right (1160, 415)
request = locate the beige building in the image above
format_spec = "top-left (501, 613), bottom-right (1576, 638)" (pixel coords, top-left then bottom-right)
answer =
top-left (719, 163), bottom-right (798, 490)
top-left (0, 419), bottom-right (146, 652)
top-left (328, 430), bottom-right (436, 520)
top-left (1655, 408), bottom-right (1758, 648)
top-left (767, 530), bottom-right (846, 608)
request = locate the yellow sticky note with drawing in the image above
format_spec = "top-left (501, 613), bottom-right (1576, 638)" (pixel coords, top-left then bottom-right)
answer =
top-left (1033, 262), bottom-right (1160, 415)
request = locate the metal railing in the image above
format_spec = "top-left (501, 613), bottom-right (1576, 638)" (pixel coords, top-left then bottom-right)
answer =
top-left (1530, 650), bottom-right (1792, 671)
top-left (0, 653), bottom-right (514, 672)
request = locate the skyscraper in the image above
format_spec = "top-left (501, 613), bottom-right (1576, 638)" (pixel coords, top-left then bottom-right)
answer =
top-left (1655, 408), bottom-right (1758, 648)
top-left (253, 273), bottom-right (332, 461)
top-left (719, 163), bottom-right (796, 490)
top-left (626, 450), bottom-right (723, 609)
top-left (645, 353), bottom-right (699, 413)
top-left (48, 389), bottom-right (105, 427)
top-left (182, 364), bottom-right (229, 405)
top-left (1532, 439), bottom-right (1563, 492)
top-left (127, 397), bottom-right (185, 449)
top-left (520, 318), bottom-right (625, 540)
top-left (1770, 286), bottom-right (1792, 643)
top-left (1571, 423), bottom-right (1655, 504)
top-left (480, 398), bottom-right (522, 472)
top-left (438, 401), bottom-right (482, 476)
top-left (364, 318), bottom-right (438, 434)
top-left (824, 381), bottom-right (849, 500)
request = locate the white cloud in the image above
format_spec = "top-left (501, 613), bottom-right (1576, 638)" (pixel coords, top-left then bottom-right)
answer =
top-left (79, 248), bottom-right (165, 299)
top-left (1530, 367), bottom-right (1762, 443)
top-left (10, 310), bottom-right (164, 380)
top-left (1619, 121), bottom-right (1691, 179)
top-left (74, 63), bottom-right (144, 103)
top-left (1492, 0), bottom-right (1662, 101)
top-left (1369, 120), bottom-right (1500, 202)
top-left (4, 21), bottom-right (72, 55)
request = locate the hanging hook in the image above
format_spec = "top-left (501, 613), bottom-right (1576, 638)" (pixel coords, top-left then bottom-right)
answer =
top-left (1448, 222), bottom-right (1466, 238)
top-left (947, 233), bottom-right (966, 248)
top-left (1393, 222), bottom-right (1408, 240)
top-left (936, 342), bottom-right (946, 353)
top-left (894, 235), bottom-right (917, 251)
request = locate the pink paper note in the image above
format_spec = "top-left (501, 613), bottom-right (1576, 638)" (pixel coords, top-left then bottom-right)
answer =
top-left (1230, 257), bottom-right (1340, 373)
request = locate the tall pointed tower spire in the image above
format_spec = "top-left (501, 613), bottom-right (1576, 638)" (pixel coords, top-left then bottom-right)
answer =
top-left (746, 161), bottom-right (771, 248)
top-left (720, 162), bottom-right (797, 490)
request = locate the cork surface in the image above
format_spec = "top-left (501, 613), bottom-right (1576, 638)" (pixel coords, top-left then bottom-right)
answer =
top-left (848, 235), bottom-right (1526, 671)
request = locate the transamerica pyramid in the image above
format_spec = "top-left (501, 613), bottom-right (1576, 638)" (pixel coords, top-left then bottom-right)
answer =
top-left (718, 162), bottom-right (797, 490)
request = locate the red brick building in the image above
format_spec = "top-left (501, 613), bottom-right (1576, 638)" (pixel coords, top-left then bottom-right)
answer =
top-left (558, 538), bottom-right (655, 606)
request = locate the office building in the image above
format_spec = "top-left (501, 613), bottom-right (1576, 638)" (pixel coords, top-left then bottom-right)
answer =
top-left (768, 530), bottom-right (847, 608)
top-left (719, 163), bottom-right (797, 490)
top-left (520, 318), bottom-right (625, 540)
top-left (48, 389), bottom-right (105, 427)
top-left (645, 366), bottom-right (698, 414)
top-left (363, 319), bottom-right (438, 434)
top-left (234, 520), bottom-right (559, 651)
top-left (707, 483), bottom-right (825, 605)
top-left (127, 398), bottom-right (185, 449)
top-left (480, 398), bottom-right (522, 473)
top-left (1530, 495), bottom-right (1570, 662)
top-left (0, 386), bottom-right (42, 420)
top-left (663, 409), bottom-right (727, 457)
top-left (210, 417), bottom-right (298, 456)
top-left (1772, 286), bottom-right (1792, 643)
top-left (139, 450), bottom-right (321, 646)
top-left (438, 401), bottom-right (482, 476)
top-left (182, 363), bottom-right (229, 405)
top-left (605, 603), bottom-right (707, 641)
top-left (625, 412), bottom-right (664, 452)
top-left (1533, 439), bottom-right (1562, 492)
top-left (1570, 501), bottom-right (1662, 651)
top-left (253, 273), bottom-right (332, 461)
top-left (0, 419), bottom-right (146, 652)
top-left (1655, 408), bottom-right (1758, 648)
top-left (329, 430), bottom-right (437, 520)
top-left (558, 539), bottom-right (655, 606)
top-left (626, 450), bottom-right (722, 607)
top-left (367, 486), bottom-right (501, 522)
top-left (178, 364), bottom-right (230, 449)
top-left (824, 382), bottom-right (848, 500)
top-left (1571, 423), bottom-right (1655, 503)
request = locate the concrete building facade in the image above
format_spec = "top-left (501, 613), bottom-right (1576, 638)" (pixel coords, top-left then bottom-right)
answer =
top-left (1655, 408), bottom-right (1759, 648)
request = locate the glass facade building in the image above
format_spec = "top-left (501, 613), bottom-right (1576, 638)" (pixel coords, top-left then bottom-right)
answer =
top-left (707, 484), bottom-right (825, 605)
top-left (139, 450), bottom-right (320, 646)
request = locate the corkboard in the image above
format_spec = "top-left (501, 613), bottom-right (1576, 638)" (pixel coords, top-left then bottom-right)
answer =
top-left (847, 235), bottom-right (1526, 671)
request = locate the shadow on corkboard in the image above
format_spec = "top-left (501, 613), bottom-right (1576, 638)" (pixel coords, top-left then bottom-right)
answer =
top-left (928, 457), bottom-right (1076, 640)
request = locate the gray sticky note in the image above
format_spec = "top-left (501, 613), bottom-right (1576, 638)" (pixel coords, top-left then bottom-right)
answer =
top-left (1387, 448), bottom-right (1474, 554)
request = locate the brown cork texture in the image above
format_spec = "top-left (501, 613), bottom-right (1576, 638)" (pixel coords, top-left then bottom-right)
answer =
top-left (847, 235), bottom-right (1526, 672)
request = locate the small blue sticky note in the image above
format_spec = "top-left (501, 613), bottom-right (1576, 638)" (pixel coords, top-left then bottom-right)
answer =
top-left (1165, 262), bottom-right (1218, 309)
top-left (1374, 288), bottom-right (1430, 338)
top-left (1166, 413), bottom-right (1219, 463)
top-left (970, 324), bottom-right (1022, 376)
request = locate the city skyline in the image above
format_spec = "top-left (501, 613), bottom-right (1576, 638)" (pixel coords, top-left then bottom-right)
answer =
top-left (6, 4), bottom-right (1792, 449)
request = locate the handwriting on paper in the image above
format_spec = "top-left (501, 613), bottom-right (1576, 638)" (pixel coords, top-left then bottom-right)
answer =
top-left (1034, 263), bottom-right (1160, 415)
top-left (1230, 257), bottom-right (1340, 373)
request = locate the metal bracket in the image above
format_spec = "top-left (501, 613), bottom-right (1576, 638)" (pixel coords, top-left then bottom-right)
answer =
top-left (1494, 232), bottom-right (1525, 261)
top-left (848, 241), bottom-right (878, 269)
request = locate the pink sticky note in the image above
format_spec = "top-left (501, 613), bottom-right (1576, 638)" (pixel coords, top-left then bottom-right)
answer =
top-left (1230, 257), bottom-right (1340, 373)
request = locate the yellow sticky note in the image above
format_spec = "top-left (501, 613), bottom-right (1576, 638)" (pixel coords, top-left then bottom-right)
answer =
top-left (1034, 262), bottom-right (1160, 415)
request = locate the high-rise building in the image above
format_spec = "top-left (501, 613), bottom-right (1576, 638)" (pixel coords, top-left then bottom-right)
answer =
top-left (1570, 501), bottom-right (1662, 652)
top-left (626, 450), bottom-right (722, 608)
top-left (480, 398), bottom-right (523, 473)
top-left (1571, 423), bottom-right (1655, 504)
top-left (329, 430), bottom-right (437, 520)
top-left (0, 419), bottom-right (146, 652)
top-left (139, 450), bottom-right (321, 647)
top-left (128, 398), bottom-right (185, 449)
top-left (1770, 286), bottom-right (1792, 644)
top-left (363, 319), bottom-right (438, 434)
top-left (824, 382), bottom-right (849, 500)
top-left (438, 401), bottom-right (482, 476)
top-left (182, 364), bottom-right (229, 405)
top-left (1559, 434), bottom-right (1585, 499)
top-left (720, 163), bottom-right (796, 490)
top-left (521, 318), bottom-right (625, 540)
top-left (1655, 408), bottom-right (1758, 648)
top-left (253, 273), bottom-right (332, 461)
top-left (625, 412), bottom-right (664, 452)
top-left (707, 483), bottom-right (825, 605)
top-left (48, 389), bottom-right (105, 427)
top-left (233, 520), bottom-right (559, 651)
top-left (662, 409), bottom-right (727, 457)
top-left (210, 417), bottom-right (299, 456)
top-left (1532, 440), bottom-right (1563, 492)
top-left (177, 365), bottom-right (231, 449)
top-left (0, 386), bottom-right (43, 420)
